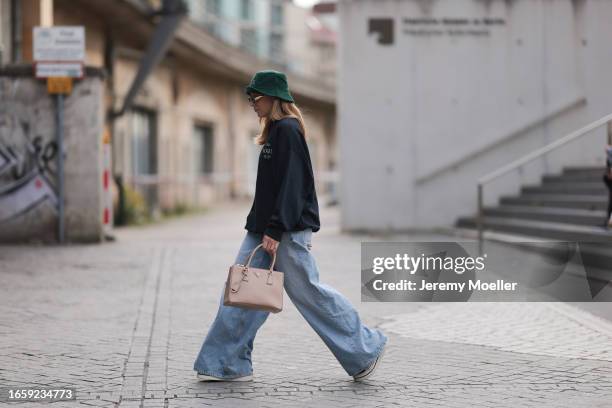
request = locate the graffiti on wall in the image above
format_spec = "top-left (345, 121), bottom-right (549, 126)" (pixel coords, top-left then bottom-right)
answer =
top-left (0, 104), bottom-right (59, 223)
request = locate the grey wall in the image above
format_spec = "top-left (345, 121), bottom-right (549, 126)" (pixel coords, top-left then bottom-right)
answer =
top-left (338, 0), bottom-right (612, 232)
top-left (0, 66), bottom-right (105, 243)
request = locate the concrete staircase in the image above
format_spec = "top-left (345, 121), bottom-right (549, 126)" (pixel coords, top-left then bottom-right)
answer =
top-left (456, 166), bottom-right (612, 243)
top-left (456, 165), bottom-right (612, 294)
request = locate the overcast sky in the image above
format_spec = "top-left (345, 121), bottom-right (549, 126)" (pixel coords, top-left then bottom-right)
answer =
top-left (293, 0), bottom-right (321, 8)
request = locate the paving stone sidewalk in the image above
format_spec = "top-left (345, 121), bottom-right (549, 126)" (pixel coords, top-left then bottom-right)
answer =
top-left (0, 199), bottom-right (611, 407)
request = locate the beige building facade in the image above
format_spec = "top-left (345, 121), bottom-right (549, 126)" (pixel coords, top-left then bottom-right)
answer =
top-left (2, 0), bottom-right (336, 239)
top-left (0, 0), bottom-right (336, 241)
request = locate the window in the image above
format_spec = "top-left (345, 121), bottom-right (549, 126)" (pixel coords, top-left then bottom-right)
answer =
top-left (307, 140), bottom-right (317, 174)
top-left (270, 2), bottom-right (283, 26)
top-left (240, 27), bottom-right (258, 54)
top-left (206, 0), bottom-right (220, 15)
top-left (246, 131), bottom-right (261, 196)
top-left (269, 32), bottom-right (284, 63)
top-left (240, 0), bottom-right (253, 20)
top-left (202, 0), bottom-right (222, 36)
top-left (193, 124), bottom-right (214, 175)
top-left (129, 108), bottom-right (158, 214)
top-left (130, 108), bottom-right (157, 176)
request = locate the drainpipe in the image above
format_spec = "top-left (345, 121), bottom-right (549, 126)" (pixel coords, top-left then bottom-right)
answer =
top-left (110, 0), bottom-right (187, 118)
top-left (108, 0), bottom-right (187, 224)
top-left (10, 0), bottom-right (21, 62)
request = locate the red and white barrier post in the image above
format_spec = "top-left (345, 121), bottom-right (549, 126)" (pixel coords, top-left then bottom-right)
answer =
top-left (102, 129), bottom-right (114, 236)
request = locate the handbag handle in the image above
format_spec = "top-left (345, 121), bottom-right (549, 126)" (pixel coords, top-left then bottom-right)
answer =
top-left (230, 243), bottom-right (278, 293)
top-left (244, 243), bottom-right (277, 272)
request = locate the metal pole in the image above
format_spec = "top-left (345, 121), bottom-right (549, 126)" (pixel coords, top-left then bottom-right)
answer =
top-left (607, 120), bottom-right (612, 146)
top-left (56, 94), bottom-right (65, 243)
top-left (477, 183), bottom-right (483, 256)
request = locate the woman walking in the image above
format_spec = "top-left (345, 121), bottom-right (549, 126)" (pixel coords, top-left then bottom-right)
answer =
top-left (193, 70), bottom-right (388, 382)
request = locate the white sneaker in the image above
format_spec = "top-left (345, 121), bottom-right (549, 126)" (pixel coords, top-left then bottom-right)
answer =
top-left (353, 342), bottom-right (387, 381)
top-left (196, 372), bottom-right (253, 382)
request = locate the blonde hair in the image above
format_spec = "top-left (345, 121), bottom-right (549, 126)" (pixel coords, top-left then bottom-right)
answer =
top-left (253, 98), bottom-right (307, 145)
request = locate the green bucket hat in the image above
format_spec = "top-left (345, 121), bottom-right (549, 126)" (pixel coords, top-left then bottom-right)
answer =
top-left (244, 70), bottom-right (295, 103)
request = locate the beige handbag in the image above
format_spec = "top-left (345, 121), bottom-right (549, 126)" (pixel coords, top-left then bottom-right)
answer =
top-left (223, 243), bottom-right (284, 313)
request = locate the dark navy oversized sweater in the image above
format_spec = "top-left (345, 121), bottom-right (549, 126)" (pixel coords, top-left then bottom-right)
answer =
top-left (244, 116), bottom-right (321, 241)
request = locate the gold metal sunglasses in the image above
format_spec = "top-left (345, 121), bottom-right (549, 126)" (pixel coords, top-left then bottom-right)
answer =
top-left (247, 95), bottom-right (265, 106)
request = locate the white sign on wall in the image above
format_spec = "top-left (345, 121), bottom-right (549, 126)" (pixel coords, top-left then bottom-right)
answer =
top-left (33, 26), bottom-right (85, 61)
top-left (35, 62), bottom-right (83, 78)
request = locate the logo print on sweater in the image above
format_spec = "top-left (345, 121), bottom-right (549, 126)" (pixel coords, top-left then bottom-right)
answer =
top-left (262, 141), bottom-right (272, 160)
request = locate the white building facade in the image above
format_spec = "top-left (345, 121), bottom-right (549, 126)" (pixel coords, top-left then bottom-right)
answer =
top-left (337, 0), bottom-right (612, 232)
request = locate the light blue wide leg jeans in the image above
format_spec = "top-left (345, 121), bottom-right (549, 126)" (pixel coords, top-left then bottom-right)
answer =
top-left (193, 228), bottom-right (388, 379)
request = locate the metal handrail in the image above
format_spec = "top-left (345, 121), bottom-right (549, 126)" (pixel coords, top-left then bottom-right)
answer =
top-left (476, 112), bottom-right (612, 255)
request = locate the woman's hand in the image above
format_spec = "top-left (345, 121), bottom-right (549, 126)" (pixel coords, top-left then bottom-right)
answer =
top-left (262, 234), bottom-right (279, 256)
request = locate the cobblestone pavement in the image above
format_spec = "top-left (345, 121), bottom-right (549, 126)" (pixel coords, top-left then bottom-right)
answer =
top-left (1, 199), bottom-right (611, 407)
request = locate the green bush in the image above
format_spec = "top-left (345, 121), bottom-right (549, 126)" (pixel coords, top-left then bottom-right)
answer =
top-left (113, 182), bottom-right (209, 225)
top-left (121, 185), bottom-right (149, 225)
top-left (161, 202), bottom-right (209, 219)
top-left (163, 202), bottom-right (189, 216)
